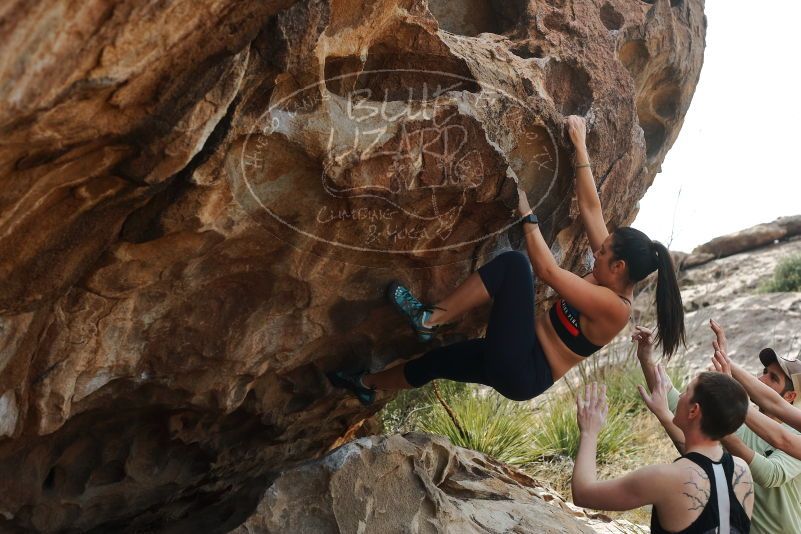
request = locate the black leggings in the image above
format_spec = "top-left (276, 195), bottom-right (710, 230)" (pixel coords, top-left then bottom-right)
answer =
top-left (403, 250), bottom-right (554, 401)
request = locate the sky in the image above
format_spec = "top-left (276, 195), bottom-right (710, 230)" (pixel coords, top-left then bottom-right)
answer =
top-left (632, 0), bottom-right (801, 253)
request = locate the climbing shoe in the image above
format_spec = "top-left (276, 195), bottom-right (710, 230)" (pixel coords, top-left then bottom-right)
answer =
top-left (386, 281), bottom-right (444, 343)
top-left (327, 370), bottom-right (376, 406)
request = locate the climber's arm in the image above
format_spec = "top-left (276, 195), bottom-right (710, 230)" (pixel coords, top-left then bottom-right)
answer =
top-left (566, 115), bottom-right (608, 253)
top-left (519, 216), bottom-right (627, 323)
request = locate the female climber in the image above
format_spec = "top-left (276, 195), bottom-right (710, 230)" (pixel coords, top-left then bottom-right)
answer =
top-left (329, 115), bottom-right (685, 405)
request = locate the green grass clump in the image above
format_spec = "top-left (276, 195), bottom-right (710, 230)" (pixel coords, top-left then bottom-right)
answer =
top-left (417, 382), bottom-right (540, 466)
top-left (382, 356), bottom-right (688, 467)
top-left (761, 255), bottom-right (801, 292)
top-left (529, 394), bottom-right (640, 463)
top-left (378, 352), bottom-right (689, 473)
top-left (573, 345), bottom-right (688, 414)
top-left (379, 381), bottom-right (470, 434)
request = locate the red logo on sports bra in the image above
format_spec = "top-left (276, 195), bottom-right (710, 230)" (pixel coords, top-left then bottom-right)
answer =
top-left (556, 299), bottom-right (580, 336)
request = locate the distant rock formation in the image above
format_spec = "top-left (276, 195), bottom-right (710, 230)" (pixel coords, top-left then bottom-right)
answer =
top-left (630, 218), bottom-right (801, 377)
top-left (232, 433), bottom-right (640, 534)
top-left (679, 215), bottom-right (801, 268)
top-left (0, 0), bottom-right (705, 530)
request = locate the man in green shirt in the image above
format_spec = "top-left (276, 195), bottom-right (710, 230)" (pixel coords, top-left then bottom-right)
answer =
top-left (635, 322), bottom-right (801, 534)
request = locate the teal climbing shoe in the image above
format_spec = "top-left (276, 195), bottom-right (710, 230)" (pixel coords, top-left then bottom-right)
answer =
top-left (386, 281), bottom-right (441, 343)
top-left (327, 370), bottom-right (376, 406)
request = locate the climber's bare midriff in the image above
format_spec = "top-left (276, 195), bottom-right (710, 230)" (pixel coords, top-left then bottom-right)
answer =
top-left (535, 308), bottom-right (628, 382)
top-left (536, 315), bottom-right (586, 381)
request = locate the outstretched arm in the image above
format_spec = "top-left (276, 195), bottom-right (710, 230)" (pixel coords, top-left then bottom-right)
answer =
top-left (710, 320), bottom-right (801, 431)
top-left (731, 362), bottom-right (795, 422)
top-left (709, 341), bottom-right (801, 461)
top-left (573, 382), bottom-right (667, 510)
top-left (633, 325), bottom-right (682, 410)
top-left (742, 406), bottom-right (801, 462)
top-left (723, 420), bottom-right (801, 489)
top-left (633, 325), bottom-right (659, 393)
top-left (566, 115), bottom-right (608, 253)
top-left (721, 434), bottom-right (755, 463)
top-left (638, 363), bottom-right (686, 454)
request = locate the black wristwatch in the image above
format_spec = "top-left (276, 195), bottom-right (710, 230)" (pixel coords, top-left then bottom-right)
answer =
top-left (521, 213), bottom-right (539, 225)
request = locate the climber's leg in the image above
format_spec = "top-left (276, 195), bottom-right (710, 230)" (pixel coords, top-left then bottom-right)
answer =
top-left (427, 250), bottom-right (535, 326)
top-left (424, 272), bottom-right (490, 327)
top-left (479, 250), bottom-right (553, 401)
top-left (359, 363), bottom-right (409, 391)
top-left (364, 251), bottom-right (549, 398)
top-left (363, 339), bottom-right (491, 390)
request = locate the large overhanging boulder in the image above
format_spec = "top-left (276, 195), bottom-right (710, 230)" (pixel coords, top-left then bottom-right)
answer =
top-left (0, 0), bottom-right (705, 531)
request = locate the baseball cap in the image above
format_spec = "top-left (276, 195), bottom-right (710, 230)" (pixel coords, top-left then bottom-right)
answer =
top-left (759, 348), bottom-right (801, 402)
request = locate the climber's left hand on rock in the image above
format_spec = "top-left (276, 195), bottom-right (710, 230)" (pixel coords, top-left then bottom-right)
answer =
top-left (566, 115), bottom-right (587, 148)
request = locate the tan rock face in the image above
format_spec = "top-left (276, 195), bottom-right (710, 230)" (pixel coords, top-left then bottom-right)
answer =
top-left (680, 292), bottom-right (801, 378)
top-left (232, 433), bottom-right (639, 534)
top-left (677, 237), bottom-right (801, 377)
top-left (0, 0), bottom-right (704, 530)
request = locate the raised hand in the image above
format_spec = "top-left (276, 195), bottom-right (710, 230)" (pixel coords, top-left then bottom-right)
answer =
top-left (577, 382), bottom-right (608, 435)
top-left (709, 319), bottom-right (729, 355)
top-left (637, 364), bottom-right (674, 417)
top-left (711, 347), bottom-right (734, 377)
top-left (708, 319), bottom-right (735, 376)
top-left (632, 325), bottom-right (655, 361)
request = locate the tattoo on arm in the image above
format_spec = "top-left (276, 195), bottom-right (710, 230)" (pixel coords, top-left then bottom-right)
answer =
top-left (734, 464), bottom-right (754, 506)
top-left (682, 466), bottom-right (710, 512)
top-left (744, 483), bottom-right (754, 506)
top-left (733, 465), bottom-right (747, 486)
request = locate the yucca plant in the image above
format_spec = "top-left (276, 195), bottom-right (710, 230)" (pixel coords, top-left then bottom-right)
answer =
top-left (529, 394), bottom-right (640, 463)
top-left (416, 379), bottom-right (643, 467)
top-left (379, 382), bottom-right (466, 434)
top-left (417, 382), bottom-right (541, 466)
top-left (379, 352), bottom-right (688, 470)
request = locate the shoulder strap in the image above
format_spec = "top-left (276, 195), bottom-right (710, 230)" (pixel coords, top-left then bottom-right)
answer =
top-left (681, 451), bottom-right (714, 471)
top-left (721, 452), bottom-right (752, 531)
top-left (711, 463), bottom-right (730, 534)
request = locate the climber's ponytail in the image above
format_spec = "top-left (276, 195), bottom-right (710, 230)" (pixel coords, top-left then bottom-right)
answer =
top-left (651, 241), bottom-right (685, 358)
top-left (611, 227), bottom-right (685, 358)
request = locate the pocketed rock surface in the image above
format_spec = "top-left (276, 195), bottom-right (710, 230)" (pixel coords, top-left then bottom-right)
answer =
top-left (0, 0), bottom-right (704, 531)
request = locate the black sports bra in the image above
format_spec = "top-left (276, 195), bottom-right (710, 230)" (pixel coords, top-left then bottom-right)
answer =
top-left (548, 294), bottom-right (631, 357)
